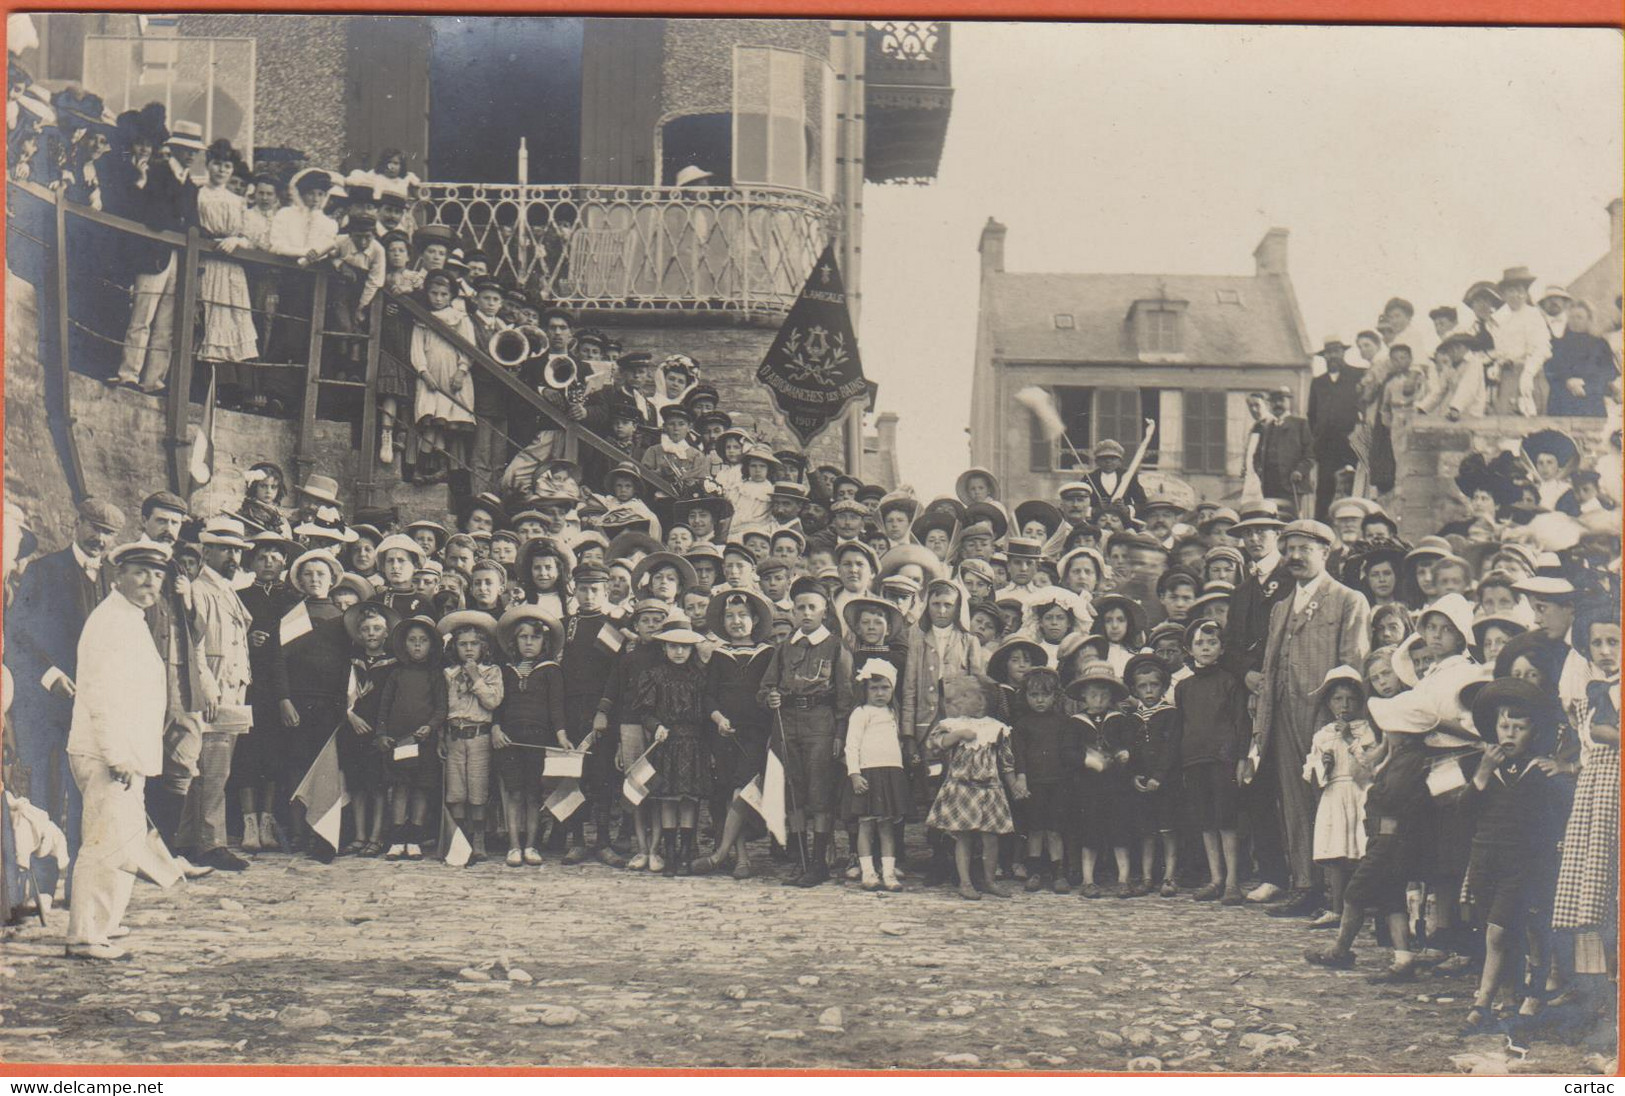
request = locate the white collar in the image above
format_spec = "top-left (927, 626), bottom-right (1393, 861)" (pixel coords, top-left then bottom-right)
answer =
top-left (1255, 551), bottom-right (1281, 581)
top-left (71, 542), bottom-right (101, 574)
top-left (660, 436), bottom-right (694, 456)
top-left (793, 624), bottom-right (831, 645)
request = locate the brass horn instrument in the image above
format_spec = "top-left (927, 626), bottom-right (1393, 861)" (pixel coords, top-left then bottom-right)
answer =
top-left (519, 324), bottom-right (548, 361)
top-left (541, 353), bottom-right (579, 392)
top-left (489, 325), bottom-right (530, 369)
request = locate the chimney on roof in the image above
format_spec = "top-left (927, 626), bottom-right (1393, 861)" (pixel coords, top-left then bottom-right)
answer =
top-left (1609, 198), bottom-right (1623, 256)
top-left (979, 217), bottom-right (1007, 276)
top-left (1253, 227), bottom-right (1289, 277)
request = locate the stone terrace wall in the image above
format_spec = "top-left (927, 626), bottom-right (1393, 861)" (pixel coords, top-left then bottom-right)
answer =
top-left (1392, 411), bottom-right (1620, 536)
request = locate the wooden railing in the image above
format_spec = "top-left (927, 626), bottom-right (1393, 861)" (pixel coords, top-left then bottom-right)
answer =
top-left (6, 178), bottom-right (674, 505)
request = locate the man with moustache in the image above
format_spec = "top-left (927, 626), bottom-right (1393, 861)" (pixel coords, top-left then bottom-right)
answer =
top-left (1246, 520), bottom-right (1370, 918)
top-left (134, 491), bottom-right (211, 871)
top-left (64, 540), bottom-right (174, 960)
top-left (173, 516), bottom-right (255, 872)
top-left (3, 497), bottom-right (124, 903)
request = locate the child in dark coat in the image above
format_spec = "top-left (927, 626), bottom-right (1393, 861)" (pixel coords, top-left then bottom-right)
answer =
top-left (1173, 620), bottom-right (1251, 904)
top-left (1125, 653), bottom-right (1181, 897)
top-left (492, 606), bottom-right (566, 866)
top-left (1010, 667), bottom-right (1077, 893)
top-left (376, 616), bottom-right (448, 860)
top-left (1460, 678), bottom-right (1573, 1031)
top-left (341, 602), bottom-right (398, 857)
top-left (1066, 659), bottom-right (1140, 898)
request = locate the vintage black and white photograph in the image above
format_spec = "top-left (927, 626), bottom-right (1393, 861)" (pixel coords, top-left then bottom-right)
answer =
top-left (0, 12), bottom-right (1621, 1077)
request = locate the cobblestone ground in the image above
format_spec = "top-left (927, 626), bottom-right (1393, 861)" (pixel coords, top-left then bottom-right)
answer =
top-left (1, 849), bottom-right (1617, 1073)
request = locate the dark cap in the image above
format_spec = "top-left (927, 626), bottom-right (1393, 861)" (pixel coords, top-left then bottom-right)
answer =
top-left (141, 491), bottom-right (190, 520)
top-left (77, 496), bottom-right (126, 532)
top-left (572, 562), bottom-right (610, 584)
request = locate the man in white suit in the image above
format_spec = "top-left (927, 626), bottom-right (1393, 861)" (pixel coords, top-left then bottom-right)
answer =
top-left (65, 540), bottom-right (172, 960)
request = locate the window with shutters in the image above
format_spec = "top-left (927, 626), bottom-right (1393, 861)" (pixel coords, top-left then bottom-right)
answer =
top-left (1028, 386), bottom-right (1092, 472)
top-left (1183, 388), bottom-right (1229, 474)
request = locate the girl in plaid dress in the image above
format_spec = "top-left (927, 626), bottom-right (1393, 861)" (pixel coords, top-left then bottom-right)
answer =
top-left (925, 674), bottom-right (1019, 901)
top-left (1553, 613), bottom-right (1620, 980)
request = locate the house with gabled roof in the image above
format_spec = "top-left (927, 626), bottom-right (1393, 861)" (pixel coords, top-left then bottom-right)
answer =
top-left (969, 218), bottom-right (1312, 505)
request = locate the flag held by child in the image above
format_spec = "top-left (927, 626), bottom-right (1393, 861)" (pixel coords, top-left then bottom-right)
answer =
top-left (442, 809), bottom-right (472, 867)
top-left (545, 781), bottom-right (586, 821)
top-left (291, 731), bottom-right (349, 851)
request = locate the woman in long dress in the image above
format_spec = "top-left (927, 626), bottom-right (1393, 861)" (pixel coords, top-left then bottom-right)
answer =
top-left (197, 140), bottom-right (259, 403)
top-left (409, 269), bottom-right (476, 483)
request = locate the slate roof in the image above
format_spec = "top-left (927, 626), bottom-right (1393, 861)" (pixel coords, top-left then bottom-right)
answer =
top-left (986, 271), bottom-right (1308, 367)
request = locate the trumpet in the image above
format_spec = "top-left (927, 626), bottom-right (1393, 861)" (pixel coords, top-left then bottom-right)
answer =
top-left (489, 325), bottom-right (529, 368)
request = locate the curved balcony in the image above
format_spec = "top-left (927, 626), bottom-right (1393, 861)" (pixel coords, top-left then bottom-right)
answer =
top-left (415, 182), bottom-right (841, 317)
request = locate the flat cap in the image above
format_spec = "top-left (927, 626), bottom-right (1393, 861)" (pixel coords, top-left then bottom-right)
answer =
top-left (1280, 519), bottom-right (1337, 546)
top-left (77, 497), bottom-right (125, 531)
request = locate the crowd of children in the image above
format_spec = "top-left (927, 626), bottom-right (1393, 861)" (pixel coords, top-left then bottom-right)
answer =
top-left (31, 388), bottom-right (1609, 1042)
top-left (8, 78), bottom-right (1623, 1048)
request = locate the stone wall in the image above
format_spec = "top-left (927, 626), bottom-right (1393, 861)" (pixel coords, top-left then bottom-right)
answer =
top-left (661, 19), bottom-right (829, 118)
top-left (179, 14), bottom-right (350, 166)
top-left (1392, 411), bottom-right (1620, 536)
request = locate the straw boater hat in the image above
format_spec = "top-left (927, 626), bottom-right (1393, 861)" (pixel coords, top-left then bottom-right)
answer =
top-left (955, 467), bottom-right (1001, 504)
top-left (841, 595), bottom-right (903, 640)
top-left (910, 509), bottom-right (958, 546)
top-left (706, 586), bottom-right (775, 644)
top-left (495, 605), bottom-right (564, 662)
top-left (630, 550), bottom-right (698, 592)
top-left (1229, 500), bottom-right (1287, 534)
top-left (388, 614), bottom-right (439, 662)
top-left (879, 542), bottom-right (947, 584)
top-left (1057, 632), bottom-right (1110, 673)
top-left (343, 599), bottom-right (401, 645)
top-left (375, 533), bottom-right (427, 568)
top-left (653, 620), bottom-right (707, 646)
top-left (987, 636), bottom-right (1048, 684)
top-left (1309, 664), bottom-right (1366, 706)
top-left (289, 548), bottom-right (342, 584)
top-left (437, 609), bottom-right (500, 649)
top-left (198, 516), bottom-right (252, 550)
top-left (335, 572), bottom-right (375, 604)
top-left (1064, 659), bottom-right (1129, 702)
top-left (404, 519), bottom-right (449, 553)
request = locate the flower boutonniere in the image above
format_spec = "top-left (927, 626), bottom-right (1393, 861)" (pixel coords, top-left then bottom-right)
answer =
top-left (1304, 600), bottom-right (1321, 623)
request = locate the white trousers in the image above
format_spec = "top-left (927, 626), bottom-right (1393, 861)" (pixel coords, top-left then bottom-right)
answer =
top-left (117, 251), bottom-right (178, 387)
top-left (65, 755), bottom-right (146, 947)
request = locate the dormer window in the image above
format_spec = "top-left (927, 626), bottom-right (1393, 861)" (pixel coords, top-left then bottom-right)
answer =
top-left (1130, 298), bottom-right (1187, 356)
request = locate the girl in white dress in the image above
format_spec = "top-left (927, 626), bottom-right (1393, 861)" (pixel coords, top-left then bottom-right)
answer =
top-left (1303, 666), bottom-right (1379, 927)
top-left (196, 140), bottom-right (258, 383)
top-left (409, 270), bottom-right (476, 482)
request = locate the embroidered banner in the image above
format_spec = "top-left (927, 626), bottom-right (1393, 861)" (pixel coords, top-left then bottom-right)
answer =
top-left (756, 245), bottom-right (868, 447)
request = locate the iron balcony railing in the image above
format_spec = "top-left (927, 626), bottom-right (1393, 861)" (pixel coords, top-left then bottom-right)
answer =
top-left (414, 182), bottom-right (841, 316)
